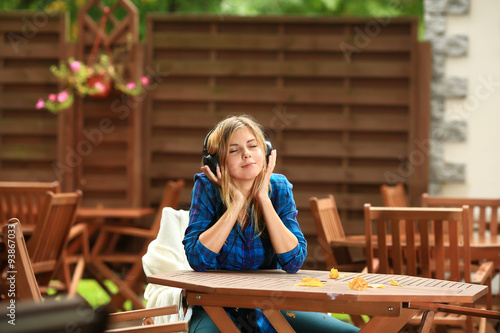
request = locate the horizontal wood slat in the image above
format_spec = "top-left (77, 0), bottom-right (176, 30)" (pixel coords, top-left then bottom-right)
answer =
top-left (152, 86), bottom-right (409, 106)
top-left (153, 60), bottom-right (410, 78)
top-left (0, 14), bottom-right (63, 32)
top-left (0, 144), bottom-right (56, 160)
top-left (152, 33), bottom-right (412, 52)
top-left (0, 68), bottom-right (56, 83)
top-left (0, 119), bottom-right (57, 134)
top-left (0, 42), bottom-right (62, 58)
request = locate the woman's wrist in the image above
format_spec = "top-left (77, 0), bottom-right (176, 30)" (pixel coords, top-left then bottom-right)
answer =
top-left (255, 191), bottom-right (271, 206)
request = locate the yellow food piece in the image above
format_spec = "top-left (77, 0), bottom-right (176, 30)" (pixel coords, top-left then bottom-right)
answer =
top-left (347, 277), bottom-right (368, 291)
top-left (329, 268), bottom-right (339, 279)
top-left (295, 277), bottom-right (325, 287)
top-left (367, 284), bottom-right (385, 288)
top-left (390, 278), bottom-right (400, 286)
top-left (286, 312), bottom-right (296, 318)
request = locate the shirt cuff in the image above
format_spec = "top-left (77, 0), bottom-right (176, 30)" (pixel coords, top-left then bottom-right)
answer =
top-left (276, 243), bottom-right (303, 273)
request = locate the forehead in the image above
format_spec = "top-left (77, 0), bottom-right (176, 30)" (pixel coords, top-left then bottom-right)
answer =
top-left (229, 127), bottom-right (256, 143)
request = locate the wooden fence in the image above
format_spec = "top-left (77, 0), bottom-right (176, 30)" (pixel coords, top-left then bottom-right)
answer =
top-left (0, 10), bottom-right (430, 268)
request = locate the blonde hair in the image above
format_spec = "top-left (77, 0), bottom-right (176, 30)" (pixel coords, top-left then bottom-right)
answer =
top-left (203, 114), bottom-right (269, 235)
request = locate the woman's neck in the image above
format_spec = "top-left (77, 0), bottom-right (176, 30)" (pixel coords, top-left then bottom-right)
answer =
top-left (233, 180), bottom-right (253, 199)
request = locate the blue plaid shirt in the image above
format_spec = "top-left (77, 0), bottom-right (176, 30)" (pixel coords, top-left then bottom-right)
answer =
top-left (183, 173), bottom-right (307, 332)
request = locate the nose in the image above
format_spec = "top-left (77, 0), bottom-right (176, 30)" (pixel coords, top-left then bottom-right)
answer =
top-left (242, 147), bottom-right (252, 159)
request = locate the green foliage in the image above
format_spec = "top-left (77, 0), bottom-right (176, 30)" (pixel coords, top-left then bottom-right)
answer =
top-left (0, 0), bottom-right (423, 40)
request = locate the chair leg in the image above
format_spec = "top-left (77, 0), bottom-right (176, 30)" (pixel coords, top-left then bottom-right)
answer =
top-left (418, 310), bottom-right (435, 333)
top-left (90, 260), bottom-right (145, 310)
top-left (68, 256), bottom-right (85, 297)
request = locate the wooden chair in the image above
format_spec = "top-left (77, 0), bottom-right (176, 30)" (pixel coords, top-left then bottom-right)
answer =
top-left (310, 195), bottom-right (367, 328)
top-left (422, 193), bottom-right (499, 243)
top-left (1, 218), bottom-right (43, 302)
top-left (309, 195), bottom-right (367, 272)
top-left (0, 218), bottom-right (188, 333)
top-left (26, 190), bottom-right (86, 297)
top-left (88, 179), bottom-right (185, 310)
top-left (0, 181), bottom-right (61, 234)
top-left (364, 204), bottom-right (495, 332)
top-left (422, 194), bottom-right (500, 307)
top-left (380, 183), bottom-right (408, 207)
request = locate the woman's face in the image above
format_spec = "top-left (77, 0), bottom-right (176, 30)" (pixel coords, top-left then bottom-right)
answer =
top-left (225, 127), bottom-right (264, 183)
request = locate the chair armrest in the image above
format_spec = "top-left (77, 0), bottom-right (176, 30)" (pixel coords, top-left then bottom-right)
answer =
top-left (68, 222), bottom-right (88, 240)
top-left (108, 305), bottom-right (179, 323)
top-left (471, 261), bottom-right (494, 285)
top-left (408, 302), bottom-right (500, 319)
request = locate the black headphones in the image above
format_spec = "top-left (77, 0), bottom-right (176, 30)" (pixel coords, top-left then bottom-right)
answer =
top-left (202, 126), bottom-right (273, 175)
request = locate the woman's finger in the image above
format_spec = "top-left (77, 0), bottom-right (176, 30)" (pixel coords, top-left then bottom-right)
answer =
top-left (267, 149), bottom-right (277, 174)
top-left (201, 165), bottom-right (218, 182)
top-left (216, 164), bottom-right (222, 179)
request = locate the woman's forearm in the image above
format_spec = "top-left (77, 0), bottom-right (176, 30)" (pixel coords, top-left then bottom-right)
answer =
top-left (198, 198), bottom-right (244, 253)
top-left (259, 196), bottom-right (298, 254)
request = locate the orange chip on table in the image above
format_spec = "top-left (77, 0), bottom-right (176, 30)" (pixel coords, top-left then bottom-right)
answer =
top-left (390, 278), bottom-right (402, 286)
top-left (347, 276), bottom-right (368, 291)
top-left (329, 268), bottom-right (339, 279)
top-left (295, 277), bottom-right (325, 287)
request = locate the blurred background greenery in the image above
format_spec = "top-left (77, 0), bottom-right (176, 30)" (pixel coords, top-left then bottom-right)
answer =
top-left (0, 0), bottom-right (424, 40)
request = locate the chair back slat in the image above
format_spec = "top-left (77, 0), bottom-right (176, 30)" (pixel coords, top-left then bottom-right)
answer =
top-left (0, 181), bottom-right (61, 231)
top-left (405, 220), bottom-right (417, 276)
top-left (419, 219), bottom-right (431, 278)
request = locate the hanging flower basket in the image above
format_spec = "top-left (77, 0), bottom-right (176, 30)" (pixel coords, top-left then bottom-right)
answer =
top-left (86, 74), bottom-right (112, 99)
top-left (35, 6), bottom-right (149, 114)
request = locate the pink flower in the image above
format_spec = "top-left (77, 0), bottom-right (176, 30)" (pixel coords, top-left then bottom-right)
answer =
top-left (48, 94), bottom-right (57, 101)
top-left (94, 82), bottom-right (105, 92)
top-left (126, 82), bottom-right (136, 90)
top-left (35, 98), bottom-right (45, 109)
top-left (57, 91), bottom-right (69, 102)
top-left (140, 76), bottom-right (149, 85)
top-left (70, 61), bottom-right (81, 72)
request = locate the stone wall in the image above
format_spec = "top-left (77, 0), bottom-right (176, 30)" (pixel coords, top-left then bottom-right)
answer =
top-left (424, 0), bottom-right (469, 194)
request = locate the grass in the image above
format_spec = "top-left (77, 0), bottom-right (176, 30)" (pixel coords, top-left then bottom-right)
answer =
top-left (76, 279), bottom-right (135, 310)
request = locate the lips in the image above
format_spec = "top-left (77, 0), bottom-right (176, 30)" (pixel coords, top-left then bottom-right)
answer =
top-left (242, 162), bottom-right (256, 168)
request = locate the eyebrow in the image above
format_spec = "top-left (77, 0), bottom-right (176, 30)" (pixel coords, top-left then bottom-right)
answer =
top-left (229, 138), bottom-right (256, 147)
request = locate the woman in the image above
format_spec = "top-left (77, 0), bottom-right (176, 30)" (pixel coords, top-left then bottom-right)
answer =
top-left (183, 114), bottom-right (359, 332)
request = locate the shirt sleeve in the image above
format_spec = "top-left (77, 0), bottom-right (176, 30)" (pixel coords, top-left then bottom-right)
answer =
top-left (271, 174), bottom-right (308, 273)
top-left (182, 174), bottom-right (220, 271)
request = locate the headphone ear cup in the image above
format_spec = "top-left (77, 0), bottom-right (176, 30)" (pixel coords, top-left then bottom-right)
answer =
top-left (264, 134), bottom-right (273, 165)
top-left (203, 154), bottom-right (219, 175)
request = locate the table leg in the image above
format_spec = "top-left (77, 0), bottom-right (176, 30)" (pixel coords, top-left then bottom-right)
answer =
top-left (203, 306), bottom-right (240, 333)
top-left (262, 309), bottom-right (295, 332)
top-left (360, 308), bottom-right (420, 332)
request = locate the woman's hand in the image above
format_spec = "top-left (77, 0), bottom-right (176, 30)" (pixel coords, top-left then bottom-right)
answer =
top-left (201, 164), bottom-right (245, 203)
top-left (256, 149), bottom-right (277, 202)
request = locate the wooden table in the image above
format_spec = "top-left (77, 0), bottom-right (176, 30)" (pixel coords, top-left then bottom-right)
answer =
top-left (77, 206), bottom-right (156, 222)
top-left (148, 269), bottom-right (488, 332)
